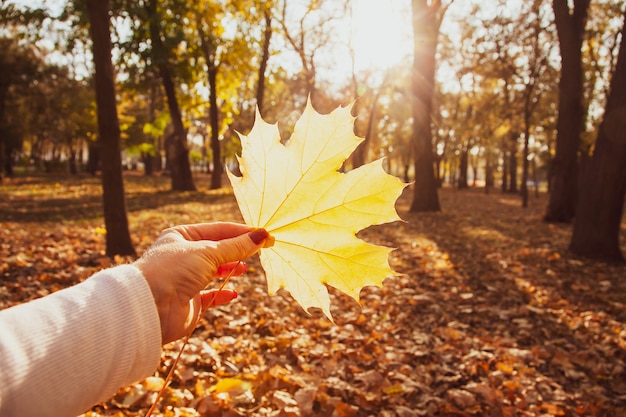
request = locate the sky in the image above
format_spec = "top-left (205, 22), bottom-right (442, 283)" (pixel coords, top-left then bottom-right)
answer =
top-left (318, 0), bottom-right (472, 89)
top-left (7, 0), bottom-right (416, 84)
top-left (347, 0), bottom-right (414, 73)
top-left (5, 0), bottom-right (471, 90)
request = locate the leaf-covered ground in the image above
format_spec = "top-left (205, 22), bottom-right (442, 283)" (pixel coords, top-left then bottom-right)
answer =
top-left (1, 173), bottom-right (625, 417)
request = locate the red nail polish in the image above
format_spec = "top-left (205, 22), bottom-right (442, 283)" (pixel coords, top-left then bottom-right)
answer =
top-left (232, 290), bottom-right (238, 300)
top-left (249, 229), bottom-right (269, 245)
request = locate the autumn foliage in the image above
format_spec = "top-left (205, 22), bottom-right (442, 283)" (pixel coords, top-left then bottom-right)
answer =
top-left (1, 174), bottom-right (625, 416)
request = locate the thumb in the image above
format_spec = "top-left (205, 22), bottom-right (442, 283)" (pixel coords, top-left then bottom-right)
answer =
top-left (211, 228), bottom-right (271, 266)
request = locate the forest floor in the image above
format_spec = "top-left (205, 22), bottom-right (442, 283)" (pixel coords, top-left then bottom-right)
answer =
top-left (1, 172), bottom-right (625, 417)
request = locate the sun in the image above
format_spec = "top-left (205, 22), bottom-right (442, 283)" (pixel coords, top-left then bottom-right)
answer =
top-left (349, 0), bottom-right (414, 73)
top-left (314, 0), bottom-right (414, 85)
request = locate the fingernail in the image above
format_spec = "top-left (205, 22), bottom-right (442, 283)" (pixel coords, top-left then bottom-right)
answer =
top-left (232, 290), bottom-right (238, 300)
top-left (248, 228), bottom-right (269, 245)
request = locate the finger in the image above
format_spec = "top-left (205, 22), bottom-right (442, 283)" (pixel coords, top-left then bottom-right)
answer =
top-left (215, 261), bottom-right (247, 277)
top-left (200, 289), bottom-right (238, 310)
top-left (209, 229), bottom-right (270, 266)
top-left (168, 222), bottom-right (254, 242)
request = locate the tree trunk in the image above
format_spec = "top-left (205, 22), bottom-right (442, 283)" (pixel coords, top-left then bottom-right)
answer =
top-left (256, 8), bottom-right (272, 114)
top-left (141, 152), bottom-right (154, 176)
top-left (521, 99), bottom-right (533, 206)
top-left (86, 0), bottom-right (135, 257)
top-left (532, 157), bottom-right (540, 198)
top-left (69, 149), bottom-right (78, 175)
top-left (501, 148), bottom-right (509, 192)
top-left (351, 112), bottom-right (366, 169)
top-left (435, 156), bottom-right (442, 186)
top-left (348, 18), bottom-right (365, 171)
top-left (86, 142), bottom-right (99, 175)
top-left (0, 83), bottom-right (7, 180)
top-left (544, 0), bottom-right (590, 223)
top-left (4, 142), bottom-right (14, 178)
top-left (521, 130), bottom-right (530, 207)
top-left (195, 16), bottom-right (223, 190)
top-left (208, 65), bottom-right (222, 190)
top-left (143, 84), bottom-right (157, 177)
top-left (352, 72), bottom-right (389, 170)
top-left (0, 140), bottom-right (5, 180)
top-left (509, 134), bottom-right (518, 193)
top-left (146, 0), bottom-right (195, 191)
top-left (471, 163), bottom-right (478, 187)
top-left (458, 146), bottom-right (469, 189)
top-left (569, 11), bottom-right (626, 262)
top-left (409, 0), bottom-right (442, 212)
top-left (353, 96), bottom-right (380, 169)
top-left (485, 157), bottom-right (494, 194)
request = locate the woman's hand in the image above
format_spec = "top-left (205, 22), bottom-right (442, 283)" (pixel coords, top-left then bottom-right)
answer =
top-left (134, 222), bottom-right (269, 344)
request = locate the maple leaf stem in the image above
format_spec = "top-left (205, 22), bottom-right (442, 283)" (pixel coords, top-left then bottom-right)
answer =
top-left (145, 262), bottom-right (240, 417)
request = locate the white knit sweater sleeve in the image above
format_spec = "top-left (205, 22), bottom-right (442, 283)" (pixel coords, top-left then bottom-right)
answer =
top-left (0, 264), bottom-right (162, 417)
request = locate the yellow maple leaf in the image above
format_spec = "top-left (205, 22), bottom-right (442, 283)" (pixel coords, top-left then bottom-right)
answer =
top-left (227, 100), bottom-right (407, 320)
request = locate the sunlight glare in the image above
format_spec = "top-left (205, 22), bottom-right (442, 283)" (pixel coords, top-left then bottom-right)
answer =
top-left (349, 0), bottom-right (413, 72)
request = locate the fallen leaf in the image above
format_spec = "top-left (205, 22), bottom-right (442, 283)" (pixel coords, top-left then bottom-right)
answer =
top-left (211, 378), bottom-right (252, 397)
